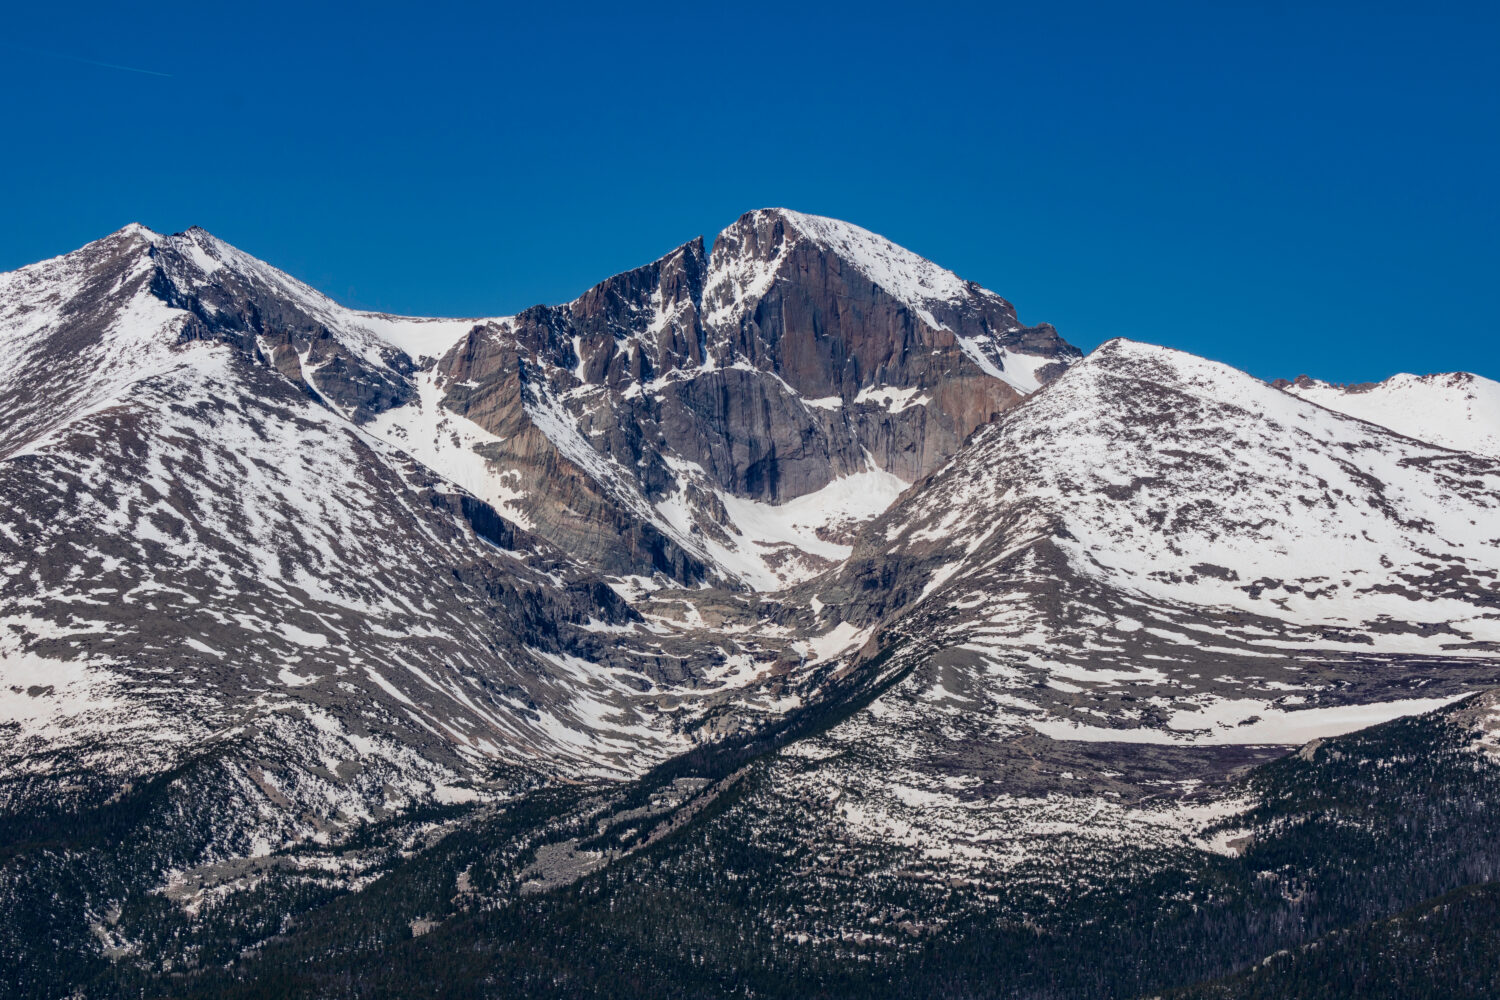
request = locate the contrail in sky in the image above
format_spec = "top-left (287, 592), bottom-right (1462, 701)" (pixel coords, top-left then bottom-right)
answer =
top-left (6, 44), bottom-right (172, 77)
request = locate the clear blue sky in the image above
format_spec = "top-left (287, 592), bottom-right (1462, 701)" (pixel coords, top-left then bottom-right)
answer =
top-left (2, 1), bottom-right (1496, 382)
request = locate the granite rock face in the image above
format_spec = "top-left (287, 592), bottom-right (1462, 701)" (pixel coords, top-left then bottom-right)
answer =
top-left (698, 209), bottom-right (1064, 488)
top-left (427, 208), bottom-right (1080, 585)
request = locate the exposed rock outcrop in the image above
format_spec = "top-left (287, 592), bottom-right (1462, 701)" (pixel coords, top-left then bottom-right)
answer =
top-left (426, 208), bottom-right (1082, 585)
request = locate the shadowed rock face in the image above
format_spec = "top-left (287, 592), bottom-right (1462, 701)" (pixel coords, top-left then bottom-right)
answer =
top-left (429, 208), bottom-right (1081, 582)
top-left (438, 318), bottom-right (713, 583)
top-left (699, 209), bottom-right (1064, 487)
top-left (150, 229), bottom-right (422, 424)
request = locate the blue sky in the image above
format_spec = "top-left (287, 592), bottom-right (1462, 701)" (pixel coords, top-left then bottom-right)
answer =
top-left (2, 1), bottom-right (1495, 382)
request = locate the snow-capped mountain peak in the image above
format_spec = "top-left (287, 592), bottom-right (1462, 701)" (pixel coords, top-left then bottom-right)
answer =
top-left (1280, 369), bottom-right (1500, 459)
top-left (400, 209), bottom-right (1084, 589)
top-left (704, 207), bottom-right (1075, 395)
top-left (152, 225), bottom-right (495, 365)
top-left (851, 335), bottom-right (1500, 654)
top-left (762, 207), bottom-right (979, 314)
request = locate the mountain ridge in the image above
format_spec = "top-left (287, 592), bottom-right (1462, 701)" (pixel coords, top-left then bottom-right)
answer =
top-left (1277, 368), bottom-right (1500, 459)
top-left (2, 214), bottom-right (1498, 999)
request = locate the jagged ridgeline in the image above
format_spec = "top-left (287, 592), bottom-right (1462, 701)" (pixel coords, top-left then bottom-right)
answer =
top-left (2, 210), bottom-right (1499, 999)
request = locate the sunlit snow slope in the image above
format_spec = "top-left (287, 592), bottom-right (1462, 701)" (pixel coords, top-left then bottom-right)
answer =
top-left (1282, 371), bottom-right (1500, 459)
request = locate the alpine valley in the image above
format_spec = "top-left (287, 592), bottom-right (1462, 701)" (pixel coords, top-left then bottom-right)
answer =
top-left (4, 209), bottom-right (1500, 999)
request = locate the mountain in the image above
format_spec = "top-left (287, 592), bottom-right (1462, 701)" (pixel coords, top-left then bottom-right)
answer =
top-left (1277, 370), bottom-right (1500, 459)
top-left (744, 337), bottom-right (1500, 908)
top-left (415, 207), bottom-right (1078, 589)
top-left (0, 212), bottom-right (1079, 920)
top-left (2, 214), bottom-right (1497, 999)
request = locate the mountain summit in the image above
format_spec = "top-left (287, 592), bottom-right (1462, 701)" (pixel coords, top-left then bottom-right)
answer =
top-left (2, 214), bottom-right (1498, 999)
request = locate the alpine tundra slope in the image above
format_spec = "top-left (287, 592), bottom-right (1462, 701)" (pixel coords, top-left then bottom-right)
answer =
top-left (1, 213), bottom-right (1497, 999)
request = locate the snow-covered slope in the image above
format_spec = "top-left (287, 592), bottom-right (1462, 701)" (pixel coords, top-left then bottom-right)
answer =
top-left (867, 339), bottom-right (1500, 649)
top-left (1281, 370), bottom-right (1500, 459)
top-left (780, 338), bottom-right (1500, 882)
top-left (774, 209), bottom-right (971, 310)
top-left (164, 226), bottom-right (491, 363)
top-left (0, 224), bottom-right (500, 462)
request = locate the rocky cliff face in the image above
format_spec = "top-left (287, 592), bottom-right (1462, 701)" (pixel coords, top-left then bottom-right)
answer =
top-left (423, 208), bottom-right (1080, 587)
